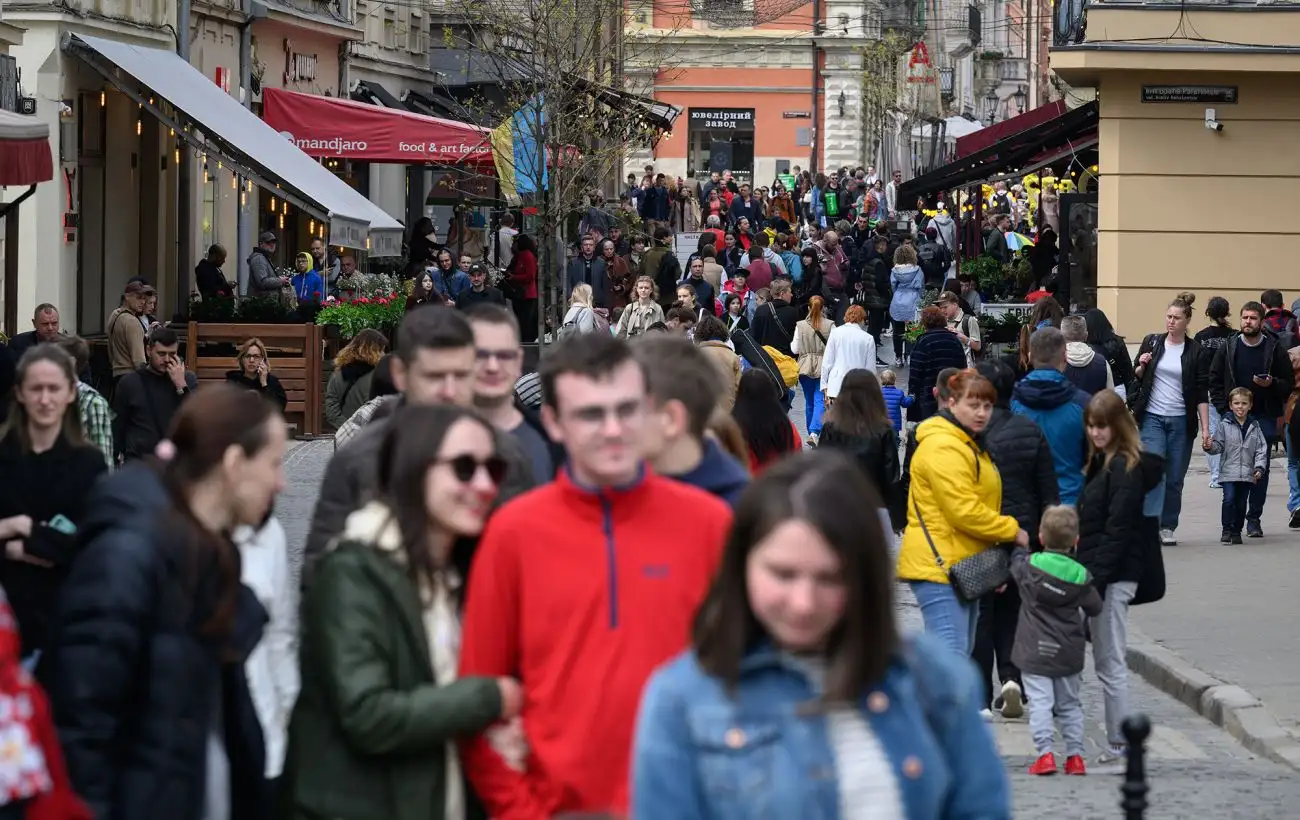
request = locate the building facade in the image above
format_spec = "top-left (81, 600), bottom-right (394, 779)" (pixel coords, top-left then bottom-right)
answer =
top-left (626, 0), bottom-right (872, 184)
top-left (1051, 1), bottom-right (1298, 336)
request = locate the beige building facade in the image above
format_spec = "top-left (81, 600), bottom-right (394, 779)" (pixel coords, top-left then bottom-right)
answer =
top-left (1052, 4), bottom-right (1300, 337)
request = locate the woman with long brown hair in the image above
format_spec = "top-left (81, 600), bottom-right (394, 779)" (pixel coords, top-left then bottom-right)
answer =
top-left (324, 328), bottom-right (388, 429)
top-left (1076, 390), bottom-right (1163, 768)
top-left (0, 345), bottom-right (107, 665)
top-left (791, 294), bottom-right (835, 444)
top-left (632, 452), bottom-right (1010, 818)
top-left (285, 404), bottom-right (521, 819)
top-left (818, 368), bottom-right (900, 518)
top-left (615, 276), bottom-right (665, 339)
top-left (46, 383), bottom-right (287, 819)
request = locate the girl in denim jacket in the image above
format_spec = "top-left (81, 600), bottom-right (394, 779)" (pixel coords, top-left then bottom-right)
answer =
top-left (631, 451), bottom-right (1010, 820)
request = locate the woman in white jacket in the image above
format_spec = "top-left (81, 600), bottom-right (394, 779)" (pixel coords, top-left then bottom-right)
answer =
top-left (235, 510), bottom-right (299, 783)
top-left (819, 304), bottom-right (877, 407)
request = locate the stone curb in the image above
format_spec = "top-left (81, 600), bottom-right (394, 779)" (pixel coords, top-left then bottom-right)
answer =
top-left (1126, 627), bottom-right (1300, 771)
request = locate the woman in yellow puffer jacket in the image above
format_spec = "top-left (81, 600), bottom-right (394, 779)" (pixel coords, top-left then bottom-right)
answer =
top-left (897, 369), bottom-right (1029, 655)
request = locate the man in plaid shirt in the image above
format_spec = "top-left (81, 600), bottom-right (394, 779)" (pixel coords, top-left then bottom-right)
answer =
top-left (56, 336), bottom-right (114, 468)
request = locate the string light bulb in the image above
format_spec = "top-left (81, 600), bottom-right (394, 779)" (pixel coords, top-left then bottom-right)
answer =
top-left (278, 213), bottom-right (285, 230)
top-left (174, 149), bottom-right (180, 165)
top-left (231, 175), bottom-right (237, 191)
top-left (269, 196), bottom-right (276, 211)
top-left (240, 191), bottom-right (247, 207)
top-left (309, 219), bottom-right (315, 234)
top-left (136, 119), bottom-right (142, 137)
top-left (100, 91), bottom-right (106, 107)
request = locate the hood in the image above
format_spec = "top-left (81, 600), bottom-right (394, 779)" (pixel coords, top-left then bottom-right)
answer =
top-left (932, 213), bottom-right (954, 227)
top-left (1065, 341), bottom-right (1097, 367)
top-left (1137, 451), bottom-right (1164, 492)
top-left (914, 413), bottom-right (978, 451)
top-left (339, 500), bottom-right (403, 554)
top-left (1026, 552), bottom-right (1095, 606)
top-left (339, 360), bottom-right (375, 383)
top-left (79, 462), bottom-right (170, 545)
top-left (674, 439), bottom-right (750, 504)
top-left (892, 264), bottom-right (922, 281)
top-left (1012, 369), bottom-right (1079, 410)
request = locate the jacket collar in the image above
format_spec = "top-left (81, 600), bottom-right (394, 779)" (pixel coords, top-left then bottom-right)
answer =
top-left (559, 462), bottom-right (648, 502)
top-left (737, 640), bottom-right (914, 689)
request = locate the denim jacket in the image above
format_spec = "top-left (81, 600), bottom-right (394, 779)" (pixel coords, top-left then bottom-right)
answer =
top-left (632, 633), bottom-right (1010, 820)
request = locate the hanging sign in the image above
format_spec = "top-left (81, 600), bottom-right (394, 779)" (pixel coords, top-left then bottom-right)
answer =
top-left (1141, 85), bottom-right (1237, 104)
top-left (907, 43), bottom-right (935, 84)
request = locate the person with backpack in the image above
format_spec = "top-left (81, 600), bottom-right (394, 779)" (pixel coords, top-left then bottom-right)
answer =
top-left (917, 226), bottom-right (952, 289)
top-left (814, 230), bottom-right (851, 322)
top-left (643, 226), bottom-right (681, 310)
top-left (939, 290), bottom-right (983, 365)
top-left (560, 283), bottom-right (608, 339)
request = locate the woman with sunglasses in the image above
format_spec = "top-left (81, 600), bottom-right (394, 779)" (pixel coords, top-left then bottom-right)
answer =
top-left (284, 404), bottom-right (523, 819)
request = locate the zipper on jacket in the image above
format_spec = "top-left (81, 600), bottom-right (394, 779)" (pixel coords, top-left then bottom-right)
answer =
top-left (601, 495), bottom-right (619, 629)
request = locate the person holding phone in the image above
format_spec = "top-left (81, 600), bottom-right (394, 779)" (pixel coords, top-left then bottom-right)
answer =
top-left (111, 326), bottom-right (198, 463)
top-left (226, 336), bottom-right (288, 412)
top-left (0, 344), bottom-right (107, 664)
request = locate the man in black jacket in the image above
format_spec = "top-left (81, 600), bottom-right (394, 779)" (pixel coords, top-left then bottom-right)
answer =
top-left (111, 327), bottom-right (197, 462)
top-left (1209, 301), bottom-right (1294, 536)
top-left (974, 359), bottom-right (1060, 718)
top-left (749, 279), bottom-right (800, 357)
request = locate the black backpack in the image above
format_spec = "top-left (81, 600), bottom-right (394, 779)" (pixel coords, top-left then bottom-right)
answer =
top-left (918, 242), bottom-right (947, 280)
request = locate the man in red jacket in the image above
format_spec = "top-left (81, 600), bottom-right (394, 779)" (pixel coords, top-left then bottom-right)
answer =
top-left (458, 333), bottom-right (732, 820)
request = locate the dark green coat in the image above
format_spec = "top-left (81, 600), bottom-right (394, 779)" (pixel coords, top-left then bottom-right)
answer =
top-left (281, 540), bottom-right (502, 820)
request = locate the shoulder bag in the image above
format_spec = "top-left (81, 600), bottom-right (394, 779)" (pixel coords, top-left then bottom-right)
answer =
top-left (912, 499), bottom-right (1009, 602)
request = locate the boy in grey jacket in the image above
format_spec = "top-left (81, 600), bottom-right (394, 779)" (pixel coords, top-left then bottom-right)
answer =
top-left (1204, 386), bottom-right (1269, 544)
top-left (1010, 505), bottom-right (1103, 776)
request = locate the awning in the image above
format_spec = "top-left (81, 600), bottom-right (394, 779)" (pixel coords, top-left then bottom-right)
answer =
top-left (63, 34), bottom-right (403, 255)
top-left (911, 116), bottom-right (984, 140)
top-left (263, 88), bottom-right (492, 166)
top-left (351, 80), bottom-right (406, 110)
top-left (955, 100), bottom-right (1068, 159)
top-left (0, 109), bottom-right (53, 186)
top-left (984, 136), bottom-right (1099, 186)
top-left (897, 101), bottom-right (1099, 204)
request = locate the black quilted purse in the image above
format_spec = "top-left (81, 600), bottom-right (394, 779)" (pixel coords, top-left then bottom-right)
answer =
top-left (913, 500), bottom-right (1010, 602)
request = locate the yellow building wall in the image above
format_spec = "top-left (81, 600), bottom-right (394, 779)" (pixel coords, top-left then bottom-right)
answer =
top-left (1094, 72), bottom-right (1300, 338)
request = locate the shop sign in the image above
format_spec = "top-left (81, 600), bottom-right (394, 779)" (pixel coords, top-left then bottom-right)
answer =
top-left (782, 111), bottom-right (811, 119)
top-left (673, 232), bottom-right (702, 268)
top-left (1141, 85), bottom-right (1237, 104)
top-left (982, 303), bottom-right (1033, 321)
top-left (689, 108), bottom-right (755, 130)
top-left (907, 42), bottom-right (935, 84)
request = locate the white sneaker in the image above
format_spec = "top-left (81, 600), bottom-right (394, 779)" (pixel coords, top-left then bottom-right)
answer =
top-left (1000, 680), bottom-right (1024, 719)
top-left (1160, 528), bottom-right (1177, 546)
top-left (979, 708), bottom-right (994, 721)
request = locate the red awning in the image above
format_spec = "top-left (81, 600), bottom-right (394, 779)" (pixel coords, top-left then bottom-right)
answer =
top-left (954, 100), bottom-right (1066, 160)
top-left (262, 88), bottom-right (492, 165)
top-left (0, 109), bottom-right (53, 187)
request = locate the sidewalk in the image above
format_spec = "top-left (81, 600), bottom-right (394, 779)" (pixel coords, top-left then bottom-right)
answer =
top-left (1127, 452), bottom-right (1300, 767)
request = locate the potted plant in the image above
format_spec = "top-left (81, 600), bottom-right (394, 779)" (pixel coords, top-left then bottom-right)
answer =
top-left (315, 292), bottom-right (407, 341)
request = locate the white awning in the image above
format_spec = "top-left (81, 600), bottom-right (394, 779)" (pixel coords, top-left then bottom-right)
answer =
top-left (64, 34), bottom-right (403, 255)
top-left (911, 116), bottom-right (985, 141)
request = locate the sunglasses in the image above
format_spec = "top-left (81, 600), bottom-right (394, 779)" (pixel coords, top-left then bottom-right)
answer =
top-left (439, 454), bottom-right (508, 485)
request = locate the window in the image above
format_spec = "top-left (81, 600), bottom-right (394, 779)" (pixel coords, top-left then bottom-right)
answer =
top-left (408, 15), bottom-right (424, 52)
top-left (383, 10), bottom-right (397, 48)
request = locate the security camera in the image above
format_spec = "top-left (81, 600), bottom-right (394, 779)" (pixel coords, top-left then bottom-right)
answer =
top-left (1205, 108), bottom-right (1223, 132)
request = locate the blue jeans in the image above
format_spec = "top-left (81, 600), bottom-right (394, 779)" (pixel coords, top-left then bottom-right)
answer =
top-left (799, 375), bottom-right (825, 435)
top-left (1222, 482), bottom-right (1251, 534)
top-left (1206, 405), bottom-right (1222, 485)
top-left (1288, 427), bottom-right (1300, 514)
top-left (1139, 413), bottom-right (1193, 530)
top-left (910, 581), bottom-right (978, 656)
top-left (1247, 413), bottom-right (1277, 524)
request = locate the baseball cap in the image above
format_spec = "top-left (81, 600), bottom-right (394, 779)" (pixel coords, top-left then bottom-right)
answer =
top-left (468, 262), bottom-right (488, 276)
top-left (125, 281), bottom-right (157, 296)
top-left (258, 231), bottom-right (278, 244)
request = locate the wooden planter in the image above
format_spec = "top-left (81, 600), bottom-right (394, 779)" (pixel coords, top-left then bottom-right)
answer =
top-left (186, 322), bottom-right (325, 436)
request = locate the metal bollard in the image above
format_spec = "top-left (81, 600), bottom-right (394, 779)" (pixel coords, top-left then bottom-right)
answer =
top-left (1121, 714), bottom-right (1152, 820)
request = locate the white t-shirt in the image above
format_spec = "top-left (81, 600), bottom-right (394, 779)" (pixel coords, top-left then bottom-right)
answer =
top-left (497, 226), bottom-right (518, 268)
top-left (1148, 340), bottom-right (1185, 417)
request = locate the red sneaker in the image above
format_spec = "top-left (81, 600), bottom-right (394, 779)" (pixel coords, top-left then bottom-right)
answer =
top-left (1028, 753), bottom-right (1057, 775)
top-left (1064, 755), bottom-right (1087, 776)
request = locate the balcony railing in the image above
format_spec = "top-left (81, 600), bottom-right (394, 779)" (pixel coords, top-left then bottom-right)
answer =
top-left (1054, 0), bottom-right (1086, 46)
top-left (999, 56), bottom-right (1028, 82)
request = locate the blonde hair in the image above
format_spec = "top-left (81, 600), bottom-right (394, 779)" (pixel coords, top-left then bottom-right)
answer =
top-left (334, 328), bottom-right (388, 368)
top-left (633, 275), bottom-right (659, 302)
top-left (805, 295), bottom-right (825, 326)
top-left (1039, 505), bottom-right (1079, 553)
top-left (880, 369), bottom-right (897, 386)
top-left (1228, 386), bottom-right (1254, 407)
top-left (238, 337), bottom-right (270, 373)
top-left (894, 245), bottom-right (918, 266)
top-left (570, 283), bottom-right (595, 308)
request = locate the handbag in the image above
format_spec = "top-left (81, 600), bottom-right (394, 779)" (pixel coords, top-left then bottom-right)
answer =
top-left (912, 499), bottom-right (1010, 602)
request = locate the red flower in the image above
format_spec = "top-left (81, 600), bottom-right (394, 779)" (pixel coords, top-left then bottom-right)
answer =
top-left (378, 298), bottom-right (389, 305)
top-left (358, 297), bottom-right (370, 304)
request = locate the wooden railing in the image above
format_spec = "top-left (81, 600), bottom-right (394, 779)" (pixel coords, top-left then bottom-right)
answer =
top-left (185, 321), bottom-right (325, 436)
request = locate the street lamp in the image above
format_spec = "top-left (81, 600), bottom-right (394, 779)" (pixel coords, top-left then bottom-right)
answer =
top-left (1014, 86), bottom-right (1028, 114)
top-left (984, 90), bottom-right (999, 124)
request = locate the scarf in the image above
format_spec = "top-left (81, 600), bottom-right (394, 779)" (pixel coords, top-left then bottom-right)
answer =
top-left (0, 588), bottom-right (89, 819)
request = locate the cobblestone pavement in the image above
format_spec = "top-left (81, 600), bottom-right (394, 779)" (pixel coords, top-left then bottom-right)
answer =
top-left (281, 427), bottom-right (1300, 819)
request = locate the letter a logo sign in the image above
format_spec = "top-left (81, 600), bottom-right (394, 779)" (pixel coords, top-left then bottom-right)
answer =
top-left (907, 42), bottom-right (935, 84)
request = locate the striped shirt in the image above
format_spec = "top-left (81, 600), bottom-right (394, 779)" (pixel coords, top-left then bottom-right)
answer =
top-left (796, 656), bottom-right (906, 820)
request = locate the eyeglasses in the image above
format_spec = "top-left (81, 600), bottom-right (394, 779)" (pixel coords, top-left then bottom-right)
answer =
top-left (439, 454), bottom-right (508, 485)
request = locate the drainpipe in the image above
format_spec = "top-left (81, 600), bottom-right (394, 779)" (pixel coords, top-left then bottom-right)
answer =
top-left (176, 0), bottom-right (193, 315)
top-left (237, 0), bottom-right (258, 295)
top-left (810, 0), bottom-right (821, 174)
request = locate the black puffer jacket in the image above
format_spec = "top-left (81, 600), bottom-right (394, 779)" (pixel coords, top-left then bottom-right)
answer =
top-left (817, 423), bottom-right (900, 511)
top-left (41, 464), bottom-right (271, 820)
top-left (1076, 451), bottom-right (1164, 591)
top-left (981, 408), bottom-right (1059, 547)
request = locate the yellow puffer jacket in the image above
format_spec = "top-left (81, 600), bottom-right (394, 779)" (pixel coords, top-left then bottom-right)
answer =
top-left (896, 414), bottom-right (1021, 585)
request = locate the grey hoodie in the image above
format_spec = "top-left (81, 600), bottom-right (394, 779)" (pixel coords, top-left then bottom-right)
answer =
top-left (931, 213), bottom-right (958, 276)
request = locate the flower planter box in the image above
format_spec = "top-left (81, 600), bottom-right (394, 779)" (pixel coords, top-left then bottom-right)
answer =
top-left (185, 321), bottom-right (326, 437)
